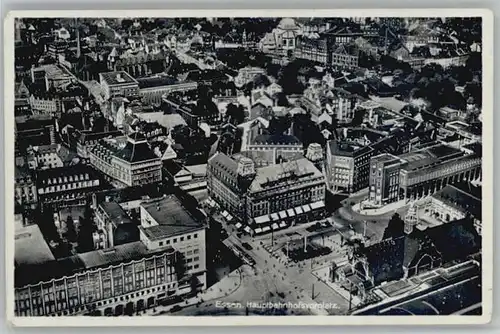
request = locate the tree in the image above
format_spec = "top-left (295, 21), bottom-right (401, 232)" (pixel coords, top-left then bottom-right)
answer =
top-left (383, 213), bottom-right (405, 240)
top-left (65, 215), bottom-right (77, 242)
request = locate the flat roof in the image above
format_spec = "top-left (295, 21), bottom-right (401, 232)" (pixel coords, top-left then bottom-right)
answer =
top-left (100, 71), bottom-right (138, 86)
top-left (140, 196), bottom-right (205, 240)
top-left (15, 224), bottom-right (55, 266)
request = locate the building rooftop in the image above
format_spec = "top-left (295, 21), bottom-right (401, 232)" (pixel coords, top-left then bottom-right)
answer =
top-left (15, 224), bottom-right (55, 267)
top-left (399, 144), bottom-right (464, 171)
top-left (100, 71), bottom-right (138, 86)
top-left (328, 139), bottom-right (373, 157)
top-left (15, 240), bottom-right (174, 287)
top-left (140, 196), bottom-right (205, 241)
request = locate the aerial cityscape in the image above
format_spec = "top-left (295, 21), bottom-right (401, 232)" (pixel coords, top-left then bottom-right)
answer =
top-left (12, 16), bottom-right (483, 318)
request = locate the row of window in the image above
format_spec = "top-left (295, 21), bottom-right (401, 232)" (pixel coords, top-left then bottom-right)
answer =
top-left (158, 233), bottom-right (199, 247)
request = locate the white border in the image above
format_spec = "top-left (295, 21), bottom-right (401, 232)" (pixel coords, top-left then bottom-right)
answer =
top-left (4, 8), bottom-right (494, 327)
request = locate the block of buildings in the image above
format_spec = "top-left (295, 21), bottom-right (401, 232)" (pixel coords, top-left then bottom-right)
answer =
top-left (208, 152), bottom-right (326, 234)
top-left (89, 132), bottom-right (162, 188)
top-left (14, 194), bottom-right (207, 317)
top-left (36, 165), bottom-right (103, 208)
top-left (99, 71), bottom-right (139, 100)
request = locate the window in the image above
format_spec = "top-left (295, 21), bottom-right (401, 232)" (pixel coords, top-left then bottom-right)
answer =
top-left (193, 233), bottom-right (198, 239)
top-left (173, 238), bottom-right (177, 243)
top-left (187, 235), bottom-right (191, 240)
top-left (159, 242), bottom-right (163, 246)
top-left (180, 237), bottom-right (184, 242)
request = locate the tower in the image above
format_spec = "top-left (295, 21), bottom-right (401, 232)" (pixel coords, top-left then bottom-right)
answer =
top-left (404, 202), bottom-right (418, 235)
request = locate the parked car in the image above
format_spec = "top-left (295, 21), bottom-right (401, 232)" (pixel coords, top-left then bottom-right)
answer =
top-left (242, 242), bottom-right (253, 251)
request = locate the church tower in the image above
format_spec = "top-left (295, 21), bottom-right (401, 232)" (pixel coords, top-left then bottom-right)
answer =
top-left (404, 202), bottom-right (418, 235)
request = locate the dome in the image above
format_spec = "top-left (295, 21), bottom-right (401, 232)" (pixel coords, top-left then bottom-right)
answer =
top-left (278, 18), bottom-right (298, 30)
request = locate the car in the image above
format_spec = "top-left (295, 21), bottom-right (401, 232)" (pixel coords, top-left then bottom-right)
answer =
top-left (242, 242), bottom-right (253, 251)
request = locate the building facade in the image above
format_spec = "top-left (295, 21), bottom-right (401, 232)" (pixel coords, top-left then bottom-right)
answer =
top-left (89, 133), bottom-right (162, 188)
top-left (368, 144), bottom-right (482, 206)
top-left (36, 165), bottom-right (102, 208)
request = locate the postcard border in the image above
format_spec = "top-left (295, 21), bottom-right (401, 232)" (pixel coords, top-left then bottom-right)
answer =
top-left (4, 8), bottom-right (494, 327)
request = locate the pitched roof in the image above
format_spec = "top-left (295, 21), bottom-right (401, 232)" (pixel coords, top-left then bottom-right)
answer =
top-left (113, 132), bottom-right (159, 163)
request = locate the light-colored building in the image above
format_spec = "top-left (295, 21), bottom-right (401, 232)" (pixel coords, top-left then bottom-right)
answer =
top-left (99, 71), bottom-right (140, 100)
top-left (89, 132), bottom-right (162, 188)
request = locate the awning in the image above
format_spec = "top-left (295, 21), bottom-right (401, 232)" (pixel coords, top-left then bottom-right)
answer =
top-left (279, 222), bottom-right (287, 228)
top-left (244, 226), bottom-right (251, 233)
top-left (287, 209), bottom-right (295, 217)
top-left (310, 200), bottom-right (326, 210)
top-left (295, 206), bottom-right (304, 215)
top-left (271, 213), bottom-right (280, 221)
top-left (302, 204), bottom-right (312, 212)
top-left (279, 211), bottom-right (288, 219)
top-left (262, 226), bottom-right (271, 233)
top-left (226, 214), bottom-right (233, 222)
top-left (235, 222), bottom-right (242, 229)
top-left (254, 227), bottom-right (262, 234)
top-left (254, 215), bottom-right (270, 224)
top-left (272, 223), bottom-right (279, 230)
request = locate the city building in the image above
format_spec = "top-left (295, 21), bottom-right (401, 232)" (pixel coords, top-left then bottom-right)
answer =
top-left (99, 71), bottom-right (140, 100)
top-left (326, 140), bottom-right (374, 194)
top-left (137, 76), bottom-right (197, 105)
top-left (75, 130), bottom-right (123, 161)
top-left (427, 182), bottom-right (482, 235)
top-left (15, 115), bottom-right (56, 152)
top-left (15, 166), bottom-right (38, 209)
top-left (234, 67), bottom-right (267, 88)
top-left (331, 43), bottom-right (360, 69)
top-left (294, 36), bottom-right (329, 64)
top-left (26, 144), bottom-right (79, 170)
top-left (36, 165), bottom-right (103, 208)
top-left (259, 18), bottom-right (302, 55)
top-left (208, 152), bottom-right (326, 232)
top-left (368, 144), bottom-right (482, 206)
top-left (89, 132), bottom-right (162, 188)
top-left (139, 196), bottom-right (207, 289)
top-left (93, 200), bottom-right (138, 250)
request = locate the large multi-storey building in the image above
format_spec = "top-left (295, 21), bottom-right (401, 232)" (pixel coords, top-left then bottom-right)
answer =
top-left (89, 132), bottom-right (162, 188)
top-left (14, 195), bottom-right (207, 317)
top-left (294, 36), bottom-right (329, 64)
top-left (93, 201), bottom-right (137, 250)
top-left (99, 71), bottom-right (140, 101)
top-left (326, 140), bottom-right (374, 194)
top-left (208, 153), bottom-right (326, 234)
top-left (368, 144), bottom-right (482, 206)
